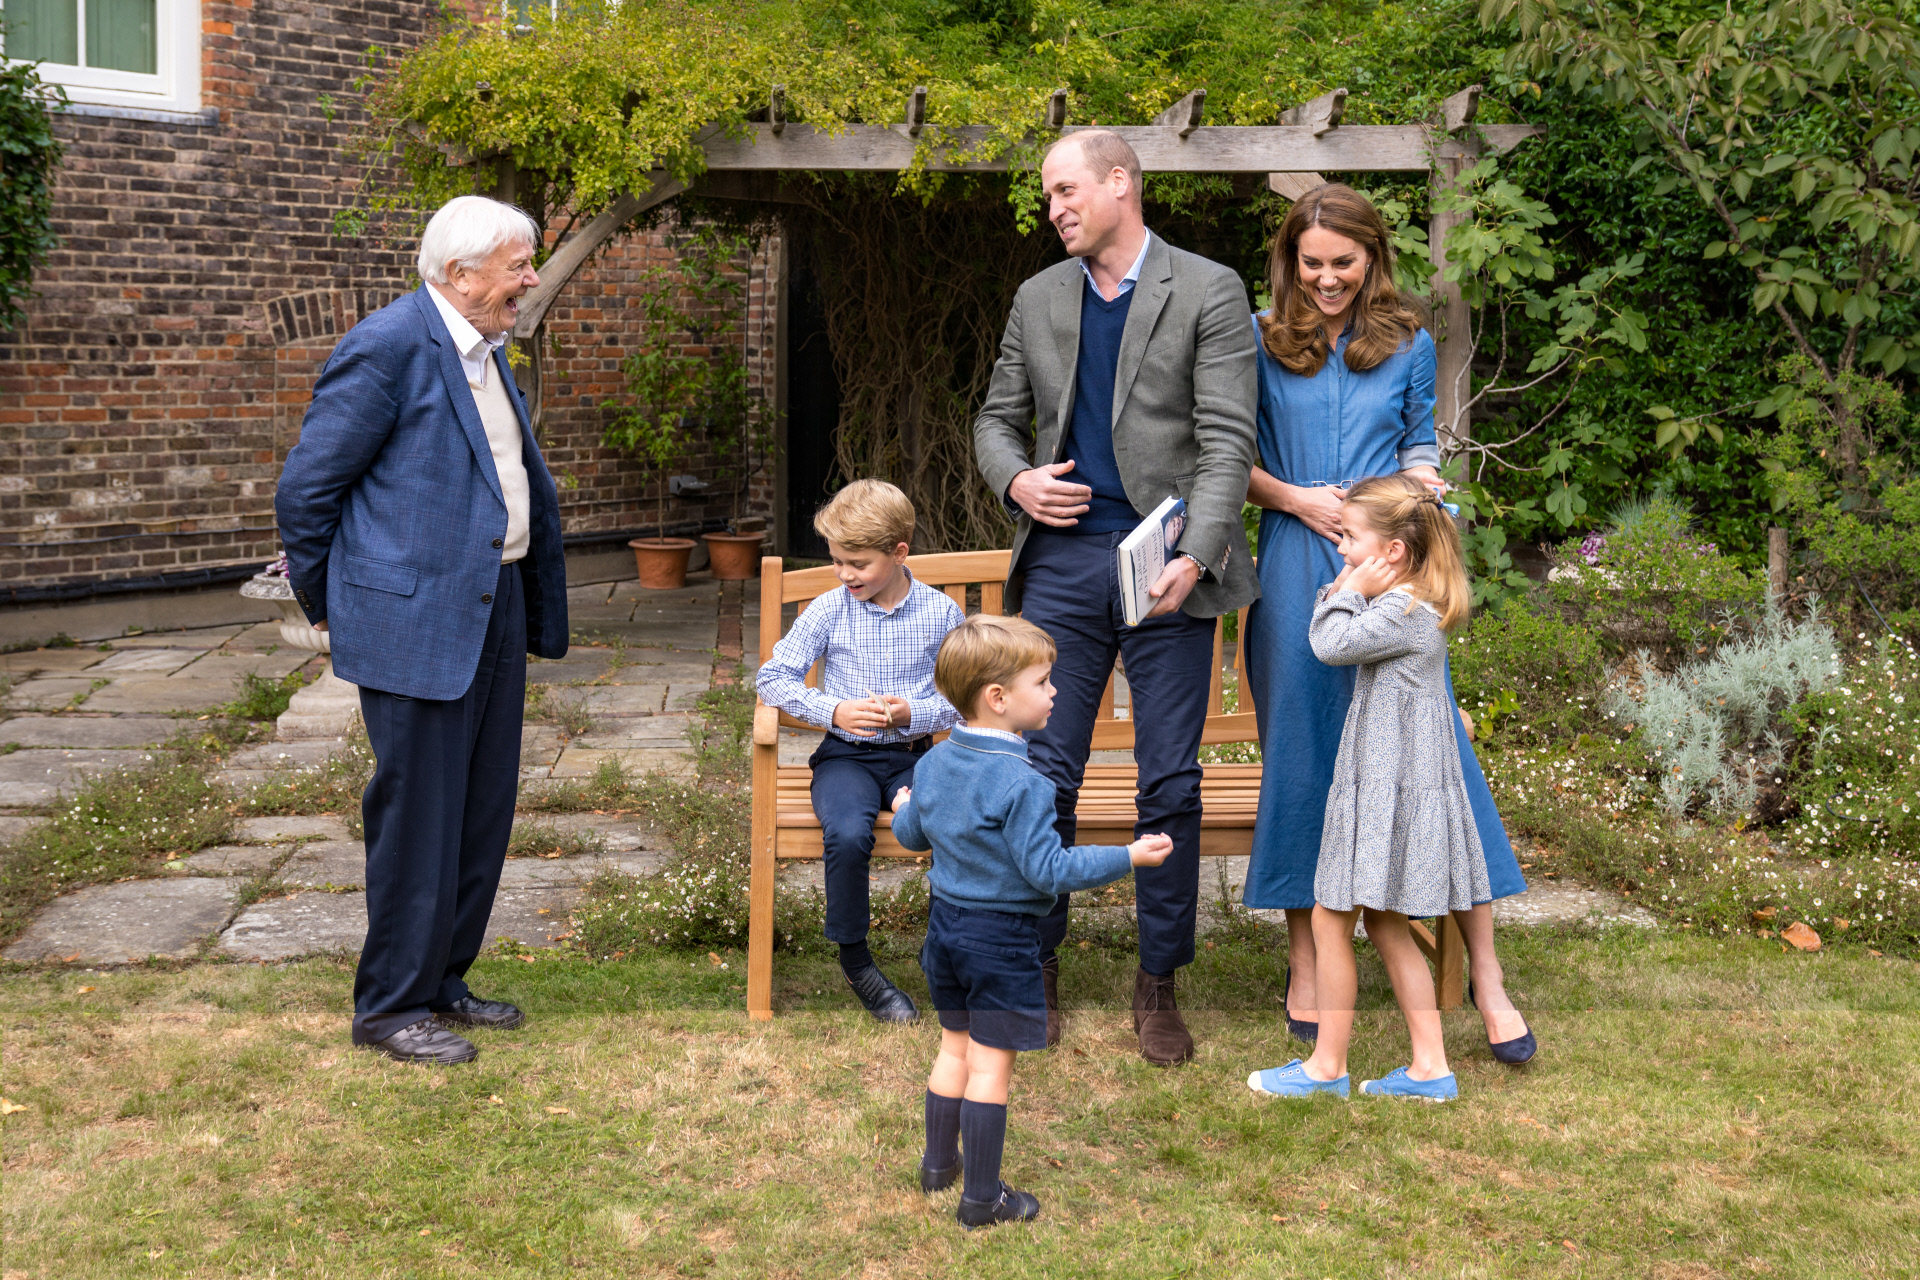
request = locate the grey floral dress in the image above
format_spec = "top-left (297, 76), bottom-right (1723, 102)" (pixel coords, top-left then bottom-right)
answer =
top-left (1309, 586), bottom-right (1492, 916)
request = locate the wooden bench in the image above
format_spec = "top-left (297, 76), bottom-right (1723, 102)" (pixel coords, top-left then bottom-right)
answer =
top-left (745, 550), bottom-right (1463, 1020)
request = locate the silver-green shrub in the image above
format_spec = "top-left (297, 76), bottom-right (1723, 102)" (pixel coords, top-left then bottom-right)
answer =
top-left (1607, 600), bottom-right (1839, 817)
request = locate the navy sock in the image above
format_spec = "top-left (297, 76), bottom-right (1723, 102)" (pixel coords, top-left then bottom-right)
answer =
top-left (923, 1090), bottom-right (962, 1170)
top-left (960, 1099), bottom-right (1008, 1202)
top-left (838, 940), bottom-right (873, 975)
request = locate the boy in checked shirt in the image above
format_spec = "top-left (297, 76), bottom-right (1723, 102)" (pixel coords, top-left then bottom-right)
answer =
top-left (755, 480), bottom-right (964, 1022)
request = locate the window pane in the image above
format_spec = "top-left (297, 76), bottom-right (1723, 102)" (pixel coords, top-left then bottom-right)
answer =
top-left (86, 0), bottom-right (154, 74)
top-left (5, 0), bottom-right (81, 66)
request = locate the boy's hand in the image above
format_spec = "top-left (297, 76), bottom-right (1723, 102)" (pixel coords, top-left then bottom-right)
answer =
top-left (891, 786), bottom-right (911, 812)
top-left (878, 694), bottom-right (912, 728)
top-left (832, 696), bottom-right (889, 736)
top-left (1128, 833), bottom-right (1173, 867)
top-left (1346, 556), bottom-right (1398, 599)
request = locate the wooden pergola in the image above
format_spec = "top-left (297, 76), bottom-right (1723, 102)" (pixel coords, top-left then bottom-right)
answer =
top-left (502, 84), bottom-right (1540, 451)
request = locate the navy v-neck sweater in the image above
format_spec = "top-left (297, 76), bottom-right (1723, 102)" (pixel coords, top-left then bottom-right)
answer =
top-left (1059, 282), bottom-right (1141, 535)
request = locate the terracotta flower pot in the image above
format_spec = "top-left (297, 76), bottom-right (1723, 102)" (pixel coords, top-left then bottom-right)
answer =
top-left (629, 537), bottom-right (697, 589)
top-left (702, 531), bottom-right (766, 580)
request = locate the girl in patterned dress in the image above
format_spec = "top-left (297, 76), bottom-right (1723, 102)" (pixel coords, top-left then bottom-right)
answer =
top-left (1248, 474), bottom-right (1510, 1102)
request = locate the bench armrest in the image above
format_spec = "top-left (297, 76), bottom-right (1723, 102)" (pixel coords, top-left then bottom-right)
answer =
top-left (753, 700), bottom-right (780, 747)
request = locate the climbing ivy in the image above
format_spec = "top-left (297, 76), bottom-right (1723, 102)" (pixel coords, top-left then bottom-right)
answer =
top-left (0, 60), bottom-right (64, 331)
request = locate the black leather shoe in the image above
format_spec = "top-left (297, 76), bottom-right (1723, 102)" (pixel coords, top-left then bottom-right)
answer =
top-left (957, 1181), bottom-right (1041, 1229)
top-left (919, 1158), bottom-right (962, 1193)
top-left (844, 963), bottom-right (919, 1024)
top-left (361, 1017), bottom-right (478, 1065)
top-left (431, 995), bottom-right (526, 1030)
top-left (1041, 954), bottom-right (1062, 1047)
top-left (1283, 965), bottom-right (1319, 1043)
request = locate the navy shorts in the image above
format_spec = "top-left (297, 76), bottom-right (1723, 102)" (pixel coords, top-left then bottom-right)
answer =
top-left (920, 897), bottom-right (1048, 1052)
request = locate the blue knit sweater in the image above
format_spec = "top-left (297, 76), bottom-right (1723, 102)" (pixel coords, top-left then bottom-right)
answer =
top-left (890, 727), bottom-right (1134, 916)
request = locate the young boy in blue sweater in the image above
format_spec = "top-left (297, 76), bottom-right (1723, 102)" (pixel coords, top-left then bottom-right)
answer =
top-left (891, 614), bottom-right (1172, 1228)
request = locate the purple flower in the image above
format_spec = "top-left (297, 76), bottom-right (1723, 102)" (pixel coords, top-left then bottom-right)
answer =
top-left (264, 553), bottom-right (290, 578)
top-left (1578, 533), bottom-right (1607, 565)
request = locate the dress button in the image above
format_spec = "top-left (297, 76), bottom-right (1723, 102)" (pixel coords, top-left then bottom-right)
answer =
top-left (481, 593), bottom-right (493, 604)
top-left (492, 537), bottom-right (503, 548)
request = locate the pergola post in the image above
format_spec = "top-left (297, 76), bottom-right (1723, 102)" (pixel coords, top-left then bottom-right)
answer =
top-left (1429, 86), bottom-right (1483, 457)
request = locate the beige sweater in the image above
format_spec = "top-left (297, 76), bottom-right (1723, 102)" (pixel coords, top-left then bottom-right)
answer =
top-left (467, 371), bottom-right (530, 563)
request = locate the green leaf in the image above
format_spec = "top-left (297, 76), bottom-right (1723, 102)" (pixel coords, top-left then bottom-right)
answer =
top-left (1792, 281), bottom-right (1818, 315)
top-left (1791, 167), bottom-right (1817, 202)
top-left (1703, 240), bottom-right (1727, 259)
top-left (1646, 404), bottom-right (1676, 420)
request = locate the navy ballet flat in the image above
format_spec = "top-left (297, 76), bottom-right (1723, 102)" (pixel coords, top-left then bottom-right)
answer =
top-left (1468, 980), bottom-right (1537, 1065)
top-left (1283, 965), bottom-right (1319, 1043)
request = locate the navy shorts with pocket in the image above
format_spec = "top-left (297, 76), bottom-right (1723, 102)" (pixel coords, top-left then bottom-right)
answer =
top-left (920, 896), bottom-right (1048, 1052)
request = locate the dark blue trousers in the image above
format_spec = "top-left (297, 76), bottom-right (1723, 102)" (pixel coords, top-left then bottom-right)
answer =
top-left (351, 561), bottom-right (526, 1043)
top-left (809, 733), bottom-right (923, 945)
top-left (1018, 528), bottom-right (1216, 975)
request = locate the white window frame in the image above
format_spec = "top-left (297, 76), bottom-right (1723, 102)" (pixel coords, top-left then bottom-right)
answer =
top-left (2, 0), bottom-right (201, 117)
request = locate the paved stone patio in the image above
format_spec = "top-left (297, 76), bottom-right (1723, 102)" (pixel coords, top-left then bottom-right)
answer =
top-left (2, 571), bottom-right (1658, 974)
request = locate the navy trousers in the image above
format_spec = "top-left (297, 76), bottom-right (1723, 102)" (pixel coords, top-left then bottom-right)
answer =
top-left (351, 561), bottom-right (526, 1043)
top-left (1018, 528), bottom-right (1216, 975)
top-left (809, 733), bottom-right (923, 945)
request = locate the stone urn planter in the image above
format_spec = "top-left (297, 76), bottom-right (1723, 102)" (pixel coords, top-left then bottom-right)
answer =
top-left (239, 570), bottom-right (363, 741)
top-left (629, 537), bottom-right (697, 589)
top-left (701, 531), bottom-right (765, 580)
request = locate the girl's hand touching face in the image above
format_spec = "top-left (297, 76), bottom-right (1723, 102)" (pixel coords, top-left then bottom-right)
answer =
top-left (1346, 555), bottom-right (1400, 599)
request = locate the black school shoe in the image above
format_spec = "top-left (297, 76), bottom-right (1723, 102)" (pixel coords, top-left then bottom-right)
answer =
top-left (957, 1181), bottom-right (1041, 1229)
top-left (919, 1158), bottom-right (962, 1193)
top-left (431, 995), bottom-right (526, 1030)
top-left (844, 962), bottom-right (920, 1024)
top-left (360, 1017), bottom-right (478, 1065)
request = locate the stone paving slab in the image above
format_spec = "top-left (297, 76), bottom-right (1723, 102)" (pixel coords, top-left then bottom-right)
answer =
top-left (573, 720), bottom-right (694, 750)
top-left (574, 684), bottom-right (668, 716)
top-left (1494, 882), bottom-right (1658, 928)
top-left (0, 815), bottom-right (47, 844)
top-left (0, 716), bottom-right (179, 748)
top-left (0, 649), bottom-right (109, 677)
top-left (106, 625), bottom-right (247, 649)
top-left (226, 741), bottom-right (342, 771)
top-left (82, 678), bottom-right (238, 715)
top-left (525, 649), bottom-right (621, 685)
top-left (185, 651), bottom-right (314, 679)
top-left (617, 651), bottom-right (717, 681)
top-left (229, 622), bottom-right (288, 649)
top-left (181, 843), bottom-right (287, 876)
top-left (485, 885), bottom-right (585, 947)
top-left (3, 678), bottom-right (102, 711)
top-left (278, 840), bottom-right (366, 889)
top-left (5, 877), bottom-right (239, 963)
top-left (0, 748), bottom-right (146, 806)
top-left (93, 647), bottom-right (210, 674)
top-left (521, 726), bottom-right (565, 772)
top-left (549, 746), bottom-right (694, 781)
top-left (219, 892), bottom-right (366, 960)
top-left (232, 815), bottom-right (352, 843)
top-left (513, 813), bottom-right (664, 852)
top-left (665, 683), bottom-right (708, 711)
top-left (573, 617), bottom-right (718, 650)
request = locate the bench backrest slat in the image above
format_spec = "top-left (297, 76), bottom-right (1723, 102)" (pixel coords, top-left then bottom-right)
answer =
top-left (756, 553), bottom-right (1256, 747)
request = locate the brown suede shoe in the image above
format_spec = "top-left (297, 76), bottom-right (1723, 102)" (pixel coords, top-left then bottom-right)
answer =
top-left (1041, 955), bottom-right (1062, 1048)
top-left (1132, 968), bottom-right (1194, 1066)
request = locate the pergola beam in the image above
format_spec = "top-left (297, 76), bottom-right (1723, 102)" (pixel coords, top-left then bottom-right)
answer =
top-left (692, 122), bottom-right (1539, 174)
top-left (512, 175), bottom-right (687, 338)
top-left (1150, 89), bottom-right (1207, 138)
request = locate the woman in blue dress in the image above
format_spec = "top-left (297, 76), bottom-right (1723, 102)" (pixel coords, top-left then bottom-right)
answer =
top-left (1242, 184), bottom-right (1535, 1063)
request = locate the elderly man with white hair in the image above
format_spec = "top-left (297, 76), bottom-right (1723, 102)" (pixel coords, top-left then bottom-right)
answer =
top-left (277, 195), bottom-right (570, 1065)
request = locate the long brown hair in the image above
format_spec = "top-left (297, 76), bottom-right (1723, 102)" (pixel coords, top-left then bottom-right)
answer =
top-left (1342, 474), bottom-right (1470, 632)
top-left (1258, 183), bottom-right (1423, 377)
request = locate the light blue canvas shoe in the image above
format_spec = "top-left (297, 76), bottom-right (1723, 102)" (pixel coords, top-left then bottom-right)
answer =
top-left (1359, 1066), bottom-right (1458, 1101)
top-left (1247, 1059), bottom-right (1349, 1099)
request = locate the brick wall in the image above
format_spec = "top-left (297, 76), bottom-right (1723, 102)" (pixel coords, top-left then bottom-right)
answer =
top-left (0, 2), bottom-right (776, 597)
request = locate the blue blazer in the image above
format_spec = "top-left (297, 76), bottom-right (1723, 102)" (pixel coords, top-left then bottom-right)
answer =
top-left (275, 286), bottom-right (569, 700)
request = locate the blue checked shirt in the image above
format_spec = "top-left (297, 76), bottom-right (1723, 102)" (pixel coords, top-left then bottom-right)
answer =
top-left (755, 571), bottom-right (966, 744)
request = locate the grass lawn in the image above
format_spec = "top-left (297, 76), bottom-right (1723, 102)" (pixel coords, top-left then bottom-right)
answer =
top-left (3, 927), bottom-right (1917, 1279)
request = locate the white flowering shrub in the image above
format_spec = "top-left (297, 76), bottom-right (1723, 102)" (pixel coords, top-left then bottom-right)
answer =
top-left (1778, 634), bottom-right (1920, 862)
top-left (1606, 601), bottom-right (1839, 817)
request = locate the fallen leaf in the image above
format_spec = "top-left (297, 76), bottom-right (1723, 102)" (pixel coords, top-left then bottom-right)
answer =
top-left (1781, 921), bottom-right (1821, 952)
top-left (148, 1248), bottom-right (166, 1259)
top-left (1563, 1239), bottom-right (1578, 1253)
top-left (76, 986), bottom-right (94, 994)
top-left (708, 952), bottom-right (723, 965)
top-left (1318, 1201), bottom-right (1328, 1212)
top-left (1870, 949), bottom-right (1884, 957)
top-left (419, 1228), bottom-right (433, 1236)
top-left (489, 1095), bottom-right (504, 1105)
top-left (0, 1098), bottom-right (28, 1115)
top-left (1271, 1214), bottom-right (1289, 1222)
top-left (519, 955), bottom-right (536, 963)
top-left (1751, 907), bottom-right (1777, 922)
top-left (545, 1106), bottom-right (571, 1115)
top-left (1756, 929), bottom-right (1775, 939)
top-left (1832, 917), bottom-right (1850, 930)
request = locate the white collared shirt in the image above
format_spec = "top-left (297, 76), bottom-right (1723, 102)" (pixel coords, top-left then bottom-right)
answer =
top-left (426, 283), bottom-right (509, 388)
top-left (1079, 229), bottom-right (1153, 301)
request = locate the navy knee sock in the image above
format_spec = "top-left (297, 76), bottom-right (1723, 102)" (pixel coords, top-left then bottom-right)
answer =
top-left (838, 940), bottom-right (873, 976)
top-left (923, 1090), bottom-right (962, 1170)
top-left (959, 1099), bottom-right (1008, 1202)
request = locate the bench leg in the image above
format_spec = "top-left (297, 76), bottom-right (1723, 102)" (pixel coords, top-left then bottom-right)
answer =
top-left (1434, 913), bottom-right (1465, 1011)
top-left (747, 741), bottom-right (777, 1020)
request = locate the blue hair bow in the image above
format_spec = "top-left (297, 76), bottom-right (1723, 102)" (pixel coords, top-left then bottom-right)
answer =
top-left (1442, 501), bottom-right (1461, 518)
